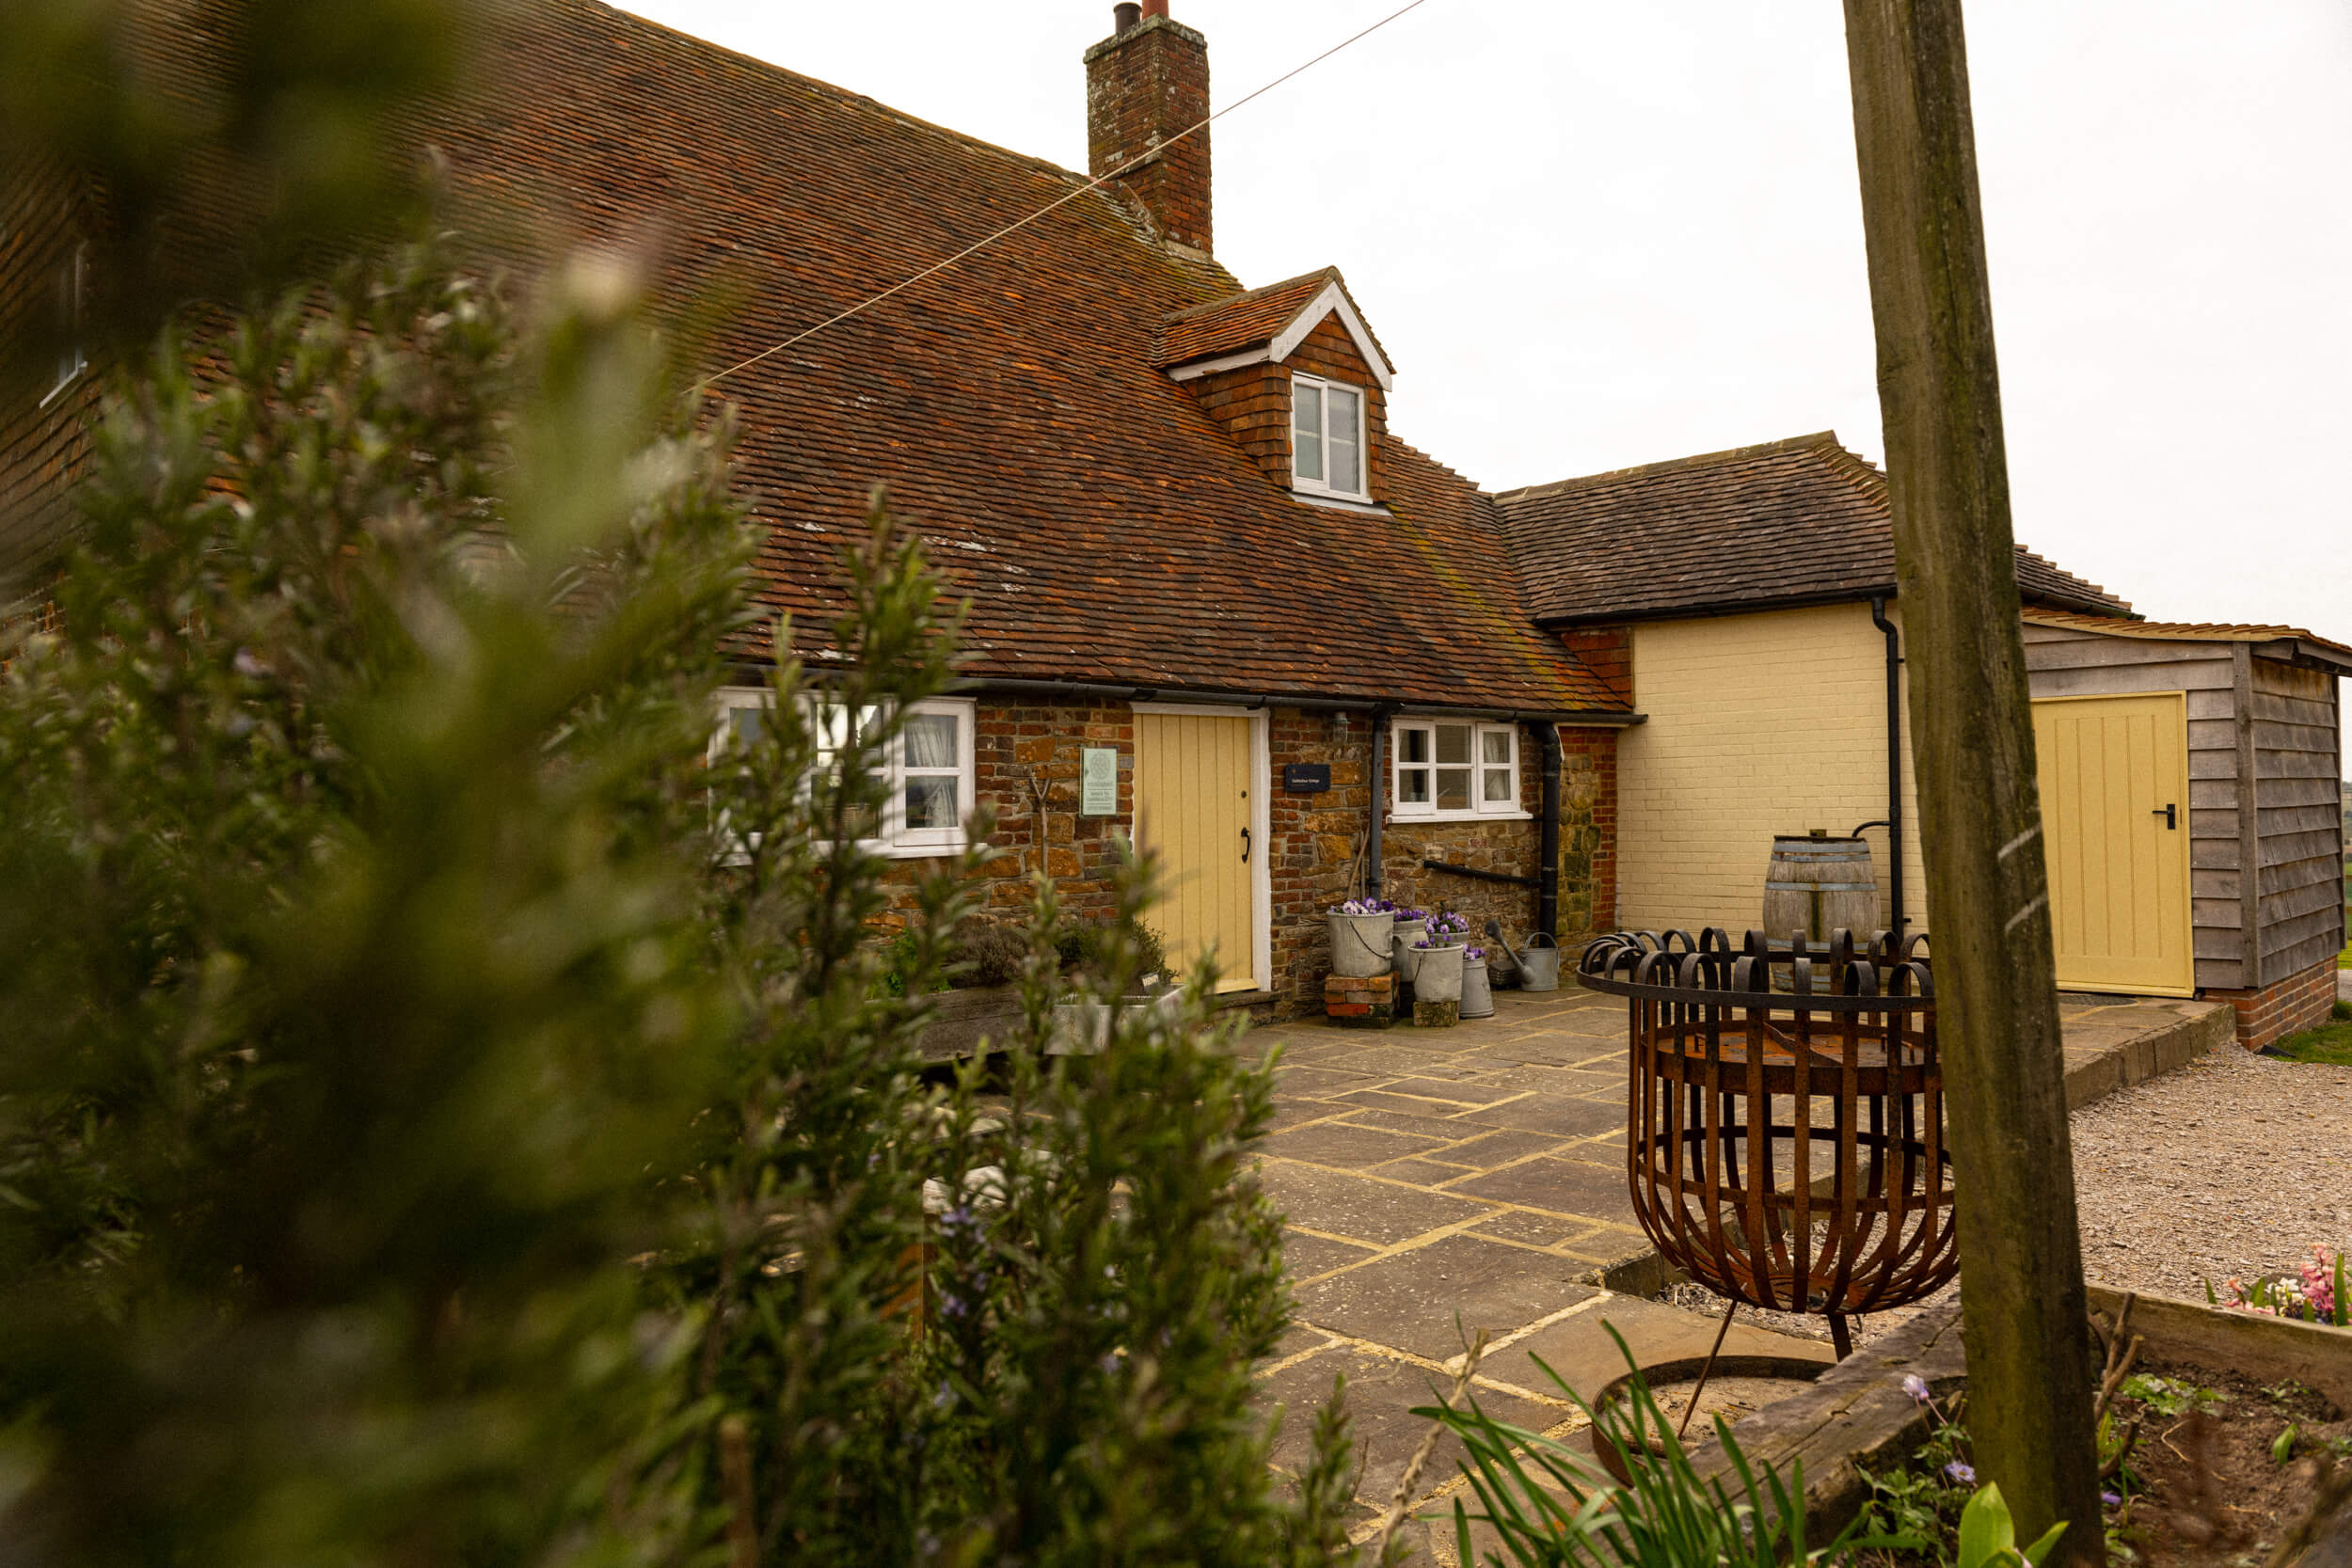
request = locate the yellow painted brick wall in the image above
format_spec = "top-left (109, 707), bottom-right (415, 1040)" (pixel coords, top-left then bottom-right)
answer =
top-left (1618, 603), bottom-right (1928, 938)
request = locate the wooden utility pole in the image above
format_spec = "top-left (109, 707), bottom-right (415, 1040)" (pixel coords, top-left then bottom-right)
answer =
top-left (1839, 0), bottom-right (2105, 1555)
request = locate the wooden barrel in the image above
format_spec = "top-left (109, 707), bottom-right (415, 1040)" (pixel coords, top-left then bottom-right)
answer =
top-left (1763, 834), bottom-right (1879, 942)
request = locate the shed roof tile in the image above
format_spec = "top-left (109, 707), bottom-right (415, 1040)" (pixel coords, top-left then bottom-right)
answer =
top-left (1492, 431), bottom-right (2129, 624)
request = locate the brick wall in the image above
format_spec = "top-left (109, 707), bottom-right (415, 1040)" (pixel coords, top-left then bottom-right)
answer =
top-left (1185, 315), bottom-right (1387, 499)
top-left (883, 697), bottom-right (1619, 1017)
top-left (1616, 602), bottom-right (1926, 938)
top-left (1560, 626), bottom-right (1631, 706)
top-left (2208, 956), bottom-right (2337, 1052)
top-left (1082, 14), bottom-right (1213, 254)
top-left (1, 156), bottom-right (104, 595)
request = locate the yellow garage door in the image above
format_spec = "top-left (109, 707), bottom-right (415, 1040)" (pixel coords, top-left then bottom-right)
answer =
top-left (2030, 692), bottom-right (2194, 996)
top-left (1134, 711), bottom-right (1259, 992)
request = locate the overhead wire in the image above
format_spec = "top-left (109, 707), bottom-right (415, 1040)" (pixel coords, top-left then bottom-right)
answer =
top-left (685, 0), bottom-right (1438, 398)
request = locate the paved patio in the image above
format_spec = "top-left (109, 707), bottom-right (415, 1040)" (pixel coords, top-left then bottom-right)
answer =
top-left (1243, 980), bottom-right (2231, 1547)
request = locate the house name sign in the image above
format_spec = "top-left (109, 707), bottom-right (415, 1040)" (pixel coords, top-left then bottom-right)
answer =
top-left (1283, 764), bottom-right (1331, 794)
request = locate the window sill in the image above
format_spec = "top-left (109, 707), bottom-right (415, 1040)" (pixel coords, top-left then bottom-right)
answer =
top-left (877, 838), bottom-right (965, 860)
top-left (38, 366), bottom-right (85, 410)
top-left (1289, 489), bottom-right (1388, 516)
top-left (721, 837), bottom-right (968, 865)
top-left (1391, 809), bottom-right (1533, 825)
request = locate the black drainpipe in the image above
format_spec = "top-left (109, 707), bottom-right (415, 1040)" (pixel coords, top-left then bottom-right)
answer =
top-left (1534, 721), bottom-right (1562, 937)
top-left (1367, 705), bottom-right (1396, 898)
top-left (1865, 596), bottom-right (1906, 941)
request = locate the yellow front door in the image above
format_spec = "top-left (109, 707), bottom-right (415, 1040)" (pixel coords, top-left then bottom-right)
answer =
top-left (1134, 710), bottom-right (1259, 992)
top-left (2031, 692), bottom-right (2194, 995)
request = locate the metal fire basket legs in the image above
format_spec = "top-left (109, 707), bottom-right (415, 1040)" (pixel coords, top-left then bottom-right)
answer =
top-left (1579, 927), bottom-right (1956, 1357)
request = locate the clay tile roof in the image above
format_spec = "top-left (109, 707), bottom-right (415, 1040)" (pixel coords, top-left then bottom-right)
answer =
top-left (2021, 610), bottom-right (2352, 669)
top-left (396, 0), bottom-right (1612, 716)
top-left (1491, 431), bottom-right (2131, 624)
top-left (1152, 267), bottom-right (1393, 382)
top-left (1155, 270), bottom-right (1337, 365)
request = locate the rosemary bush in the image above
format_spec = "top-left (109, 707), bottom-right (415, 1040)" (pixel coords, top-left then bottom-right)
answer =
top-left (0, 244), bottom-right (1351, 1566)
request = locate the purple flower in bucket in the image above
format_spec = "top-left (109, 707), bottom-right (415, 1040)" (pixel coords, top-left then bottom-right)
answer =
top-left (1465, 947), bottom-right (1485, 962)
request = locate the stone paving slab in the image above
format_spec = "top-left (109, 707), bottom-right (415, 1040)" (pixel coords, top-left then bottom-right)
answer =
top-left (1246, 978), bottom-right (2234, 1535)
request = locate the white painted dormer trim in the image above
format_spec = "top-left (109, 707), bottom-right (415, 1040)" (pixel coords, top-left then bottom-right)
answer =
top-left (1162, 280), bottom-right (1396, 390)
top-left (1166, 347), bottom-right (1271, 382)
top-left (1270, 282), bottom-right (1393, 390)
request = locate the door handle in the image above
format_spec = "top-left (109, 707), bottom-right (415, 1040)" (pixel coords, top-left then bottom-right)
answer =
top-left (1240, 826), bottom-right (1251, 863)
top-left (2153, 803), bottom-right (2177, 830)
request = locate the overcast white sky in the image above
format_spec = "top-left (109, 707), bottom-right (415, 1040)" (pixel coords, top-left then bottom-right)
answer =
top-left (627, 0), bottom-right (2349, 636)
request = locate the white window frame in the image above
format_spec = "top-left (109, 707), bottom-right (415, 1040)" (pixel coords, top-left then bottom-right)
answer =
top-left (1390, 718), bottom-right (1527, 822)
top-left (1290, 372), bottom-right (1370, 502)
top-left (709, 689), bottom-right (976, 859)
top-left (40, 243), bottom-right (88, 408)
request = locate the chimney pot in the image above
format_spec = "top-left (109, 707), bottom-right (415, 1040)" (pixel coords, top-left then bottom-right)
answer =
top-left (1139, 0), bottom-right (1168, 15)
top-left (1113, 1), bottom-right (1139, 29)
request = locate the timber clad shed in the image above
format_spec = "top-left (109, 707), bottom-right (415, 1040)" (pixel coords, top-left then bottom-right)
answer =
top-left (2022, 610), bottom-right (2350, 1039)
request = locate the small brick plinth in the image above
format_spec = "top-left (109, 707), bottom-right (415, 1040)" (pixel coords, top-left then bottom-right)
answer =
top-left (1412, 998), bottom-right (1460, 1028)
top-left (2210, 957), bottom-right (2337, 1051)
top-left (1325, 973), bottom-right (1395, 1029)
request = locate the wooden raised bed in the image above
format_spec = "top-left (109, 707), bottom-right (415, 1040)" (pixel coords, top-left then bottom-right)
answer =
top-left (1690, 1288), bottom-right (2352, 1537)
top-left (911, 985), bottom-right (1024, 1063)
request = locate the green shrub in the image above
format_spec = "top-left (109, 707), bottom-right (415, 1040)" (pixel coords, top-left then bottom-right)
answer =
top-left (0, 243), bottom-right (1354, 1567)
top-left (949, 919), bottom-right (1029, 989)
top-left (1056, 920), bottom-right (1170, 987)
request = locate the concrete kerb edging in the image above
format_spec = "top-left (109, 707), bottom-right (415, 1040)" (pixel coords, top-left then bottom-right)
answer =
top-left (1685, 1289), bottom-right (2352, 1535)
top-left (2061, 999), bottom-right (2233, 1110)
top-left (1684, 1299), bottom-right (1964, 1534)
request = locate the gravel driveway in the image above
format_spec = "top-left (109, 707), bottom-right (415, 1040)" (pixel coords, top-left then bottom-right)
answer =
top-left (2072, 1043), bottom-right (2350, 1298)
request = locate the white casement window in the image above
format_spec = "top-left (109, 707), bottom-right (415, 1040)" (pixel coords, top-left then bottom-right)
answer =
top-left (40, 244), bottom-right (87, 407)
top-left (1391, 719), bottom-right (1523, 820)
top-left (1291, 372), bottom-right (1368, 500)
top-left (710, 689), bottom-right (975, 857)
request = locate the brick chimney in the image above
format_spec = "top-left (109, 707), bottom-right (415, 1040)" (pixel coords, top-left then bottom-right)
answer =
top-left (1084, 2), bottom-right (1212, 254)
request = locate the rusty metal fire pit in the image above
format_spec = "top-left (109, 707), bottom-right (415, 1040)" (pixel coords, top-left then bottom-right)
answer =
top-left (1579, 927), bottom-right (1956, 1360)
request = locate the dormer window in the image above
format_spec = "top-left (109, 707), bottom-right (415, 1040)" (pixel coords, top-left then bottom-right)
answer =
top-left (1291, 373), bottom-right (1366, 500)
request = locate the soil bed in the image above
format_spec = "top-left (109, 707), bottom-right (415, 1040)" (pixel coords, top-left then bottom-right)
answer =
top-left (1851, 1354), bottom-right (2348, 1568)
top-left (2104, 1356), bottom-right (2346, 1568)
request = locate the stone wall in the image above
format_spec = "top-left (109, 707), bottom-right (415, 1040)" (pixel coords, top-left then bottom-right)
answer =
top-left (1557, 726), bottom-right (1618, 942)
top-left (866, 697), bottom-right (1623, 1017)
top-left (872, 698), bottom-right (1136, 929)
